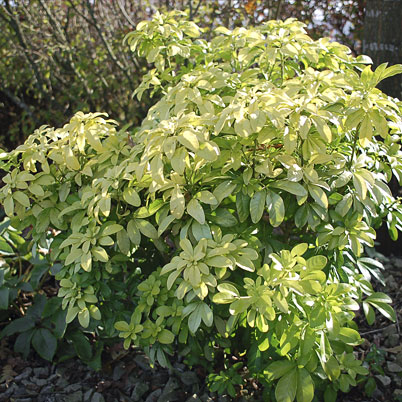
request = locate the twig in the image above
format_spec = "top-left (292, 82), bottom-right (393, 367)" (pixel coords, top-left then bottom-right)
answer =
top-left (1, 88), bottom-right (35, 121)
top-left (275, 0), bottom-right (283, 20)
top-left (1, 1), bottom-right (47, 97)
top-left (117, 0), bottom-right (136, 28)
top-left (84, 0), bottom-right (135, 91)
top-left (360, 323), bottom-right (395, 336)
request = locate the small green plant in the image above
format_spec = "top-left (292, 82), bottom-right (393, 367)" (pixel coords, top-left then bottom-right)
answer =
top-left (1, 294), bottom-right (66, 361)
top-left (363, 344), bottom-right (387, 397)
top-left (207, 362), bottom-right (244, 398)
top-left (1, 10), bottom-right (402, 402)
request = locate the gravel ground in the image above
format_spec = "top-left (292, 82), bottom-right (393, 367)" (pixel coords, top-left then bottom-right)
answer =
top-left (0, 256), bottom-right (401, 402)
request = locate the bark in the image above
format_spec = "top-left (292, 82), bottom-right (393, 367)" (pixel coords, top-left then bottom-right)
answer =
top-left (363, 0), bottom-right (402, 255)
top-left (363, 0), bottom-right (402, 99)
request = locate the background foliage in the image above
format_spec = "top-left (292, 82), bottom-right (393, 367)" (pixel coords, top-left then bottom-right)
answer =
top-left (0, 0), bottom-right (365, 150)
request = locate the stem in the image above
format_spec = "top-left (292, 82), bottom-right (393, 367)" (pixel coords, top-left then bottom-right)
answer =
top-left (348, 123), bottom-right (360, 169)
top-left (252, 140), bottom-right (257, 175)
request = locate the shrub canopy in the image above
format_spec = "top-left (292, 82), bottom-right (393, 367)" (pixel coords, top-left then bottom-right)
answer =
top-left (1, 10), bottom-right (402, 402)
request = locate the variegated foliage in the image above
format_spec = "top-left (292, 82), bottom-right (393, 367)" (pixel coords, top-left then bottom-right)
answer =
top-left (1, 10), bottom-right (402, 402)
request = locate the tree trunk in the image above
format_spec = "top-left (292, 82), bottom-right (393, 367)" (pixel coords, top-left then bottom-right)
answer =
top-left (363, 0), bottom-right (402, 255)
top-left (363, 0), bottom-right (402, 99)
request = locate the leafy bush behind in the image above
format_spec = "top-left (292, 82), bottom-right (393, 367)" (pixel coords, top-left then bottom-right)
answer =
top-left (1, 9), bottom-right (402, 402)
top-left (0, 0), bottom-right (364, 150)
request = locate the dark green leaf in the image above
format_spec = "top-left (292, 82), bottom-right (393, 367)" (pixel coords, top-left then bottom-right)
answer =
top-left (1, 317), bottom-right (35, 338)
top-left (14, 329), bottom-right (34, 359)
top-left (32, 328), bottom-right (57, 361)
top-left (69, 330), bottom-right (92, 361)
top-left (236, 192), bottom-right (250, 223)
top-left (0, 287), bottom-right (9, 310)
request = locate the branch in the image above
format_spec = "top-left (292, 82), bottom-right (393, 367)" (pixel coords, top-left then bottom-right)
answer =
top-left (275, 0), bottom-right (283, 20)
top-left (117, 0), bottom-right (136, 29)
top-left (1, 2), bottom-right (46, 97)
top-left (1, 88), bottom-right (35, 121)
top-left (36, 0), bottom-right (95, 110)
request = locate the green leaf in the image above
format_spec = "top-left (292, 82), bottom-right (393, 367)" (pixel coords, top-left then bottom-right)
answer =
top-left (324, 386), bottom-right (338, 402)
top-left (102, 223), bottom-right (123, 236)
top-left (296, 368), bottom-right (314, 402)
top-left (170, 186), bottom-right (185, 219)
top-left (127, 219), bottom-right (141, 244)
top-left (117, 229), bottom-right (131, 254)
top-left (158, 214), bottom-right (176, 236)
top-left (337, 327), bottom-right (361, 345)
top-left (115, 321), bottom-right (130, 332)
top-left (13, 191), bottom-right (30, 207)
top-left (229, 297), bottom-right (252, 315)
top-left (92, 246), bottom-right (109, 262)
top-left (236, 192), bottom-right (250, 222)
top-left (376, 64), bottom-right (402, 82)
top-left (345, 109), bottom-right (364, 130)
top-left (158, 329), bottom-right (175, 344)
top-left (66, 306), bottom-right (79, 324)
top-left (32, 328), bottom-right (57, 361)
top-left (69, 330), bottom-right (92, 361)
top-left (1, 317), bottom-right (35, 337)
top-left (323, 356), bottom-right (340, 381)
top-left (188, 309), bottom-right (202, 334)
top-left (210, 209), bottom-right (238, 227)
top-left (363, 302), bottom-right (375, 325)
top-left (78, 308), bottom-right (90, 328)
top-left (187, 199), bottom-right (205, 224)
top-left (178, 129), bottom-right (199, 152)
top-left (191, 221), bottom-right (212, 241)
top-left (275, 368), bottom-right (297, 402)
top-left (206, 255), bottom-right (232, 268)
top-left (250, 190), bottom-right (266, 224)
top-left (368, 301), bottom-right (396, 322)
top-left (308, 185), bottom-right (328, 209)
top-left (0, 287), bottom-right (9, 309)
top-left (217, 283), bottom-right (240, 297)
top-left (0, 238), bottom-right (13, 254)
top-left (65, 247), bottom-right (82, 266)
top-left (291, 243), bottom-right (308, 257)
top-left (266, 190), bottom-right (285, 227)
top-left (273, 181), bottom-right (307, 197)
top-left (14, 330), bottom-right (34, 359)
top-left (213, 181), bottom-right (236, 205)
top-left (353, 172), bottom-right (367, 200)
top-left (200, 303), bottom-right (213, 327)
top-left (306, 255), bottom-right (327, 270)
top-left (4, 195), bottom-right (14, 216)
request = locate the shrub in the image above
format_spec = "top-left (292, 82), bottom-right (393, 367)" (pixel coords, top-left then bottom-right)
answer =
top-left (1, 10), bottom-right (402, 401)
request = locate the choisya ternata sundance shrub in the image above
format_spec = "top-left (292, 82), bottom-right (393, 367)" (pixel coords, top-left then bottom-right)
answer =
top-left (1, 11), bottom-right (402, 402)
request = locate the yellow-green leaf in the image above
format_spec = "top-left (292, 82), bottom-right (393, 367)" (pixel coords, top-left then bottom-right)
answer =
top-left (187, 199), bottom-right (205, 224)
top-left (92, 246), bottom-right (109, 262)
top-left (136, 219), bottom-right (158, 239)
top-left (296, 368), bottom-right (314, 402)
top-left (78, 308), bottom-right (90, 328)
top-left (13, 191), bottom-right (30, 208)
top-left (250, 190), bottom-right (266, 224)
top-left (275, 368), bottom-right (297, 402)
top-left (170, 186), bottom-right (185, 219)
top-left (178, 130), bottom-right (199, 152)
top-left (102, 224), bottom-right (123, 236)
top-left (123, 187), bottom-right (141, 207)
